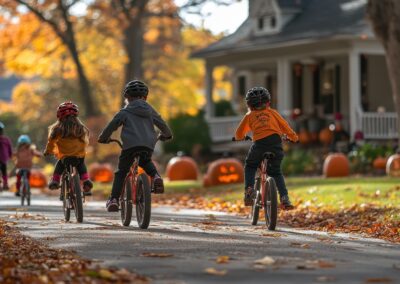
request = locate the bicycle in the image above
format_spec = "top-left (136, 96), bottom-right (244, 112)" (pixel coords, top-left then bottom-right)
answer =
top-left (232, 135), bottom-right (280, 230)
top-left (108, 139), bottom-right (153, 229)
top-left (18, 169), bottom-right (31, 206)
top-left (60, 157), bottom-right (85, 223)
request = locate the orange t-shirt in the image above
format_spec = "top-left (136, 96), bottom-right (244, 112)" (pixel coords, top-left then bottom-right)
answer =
top-left (235, 107), bottom-right (299, 142)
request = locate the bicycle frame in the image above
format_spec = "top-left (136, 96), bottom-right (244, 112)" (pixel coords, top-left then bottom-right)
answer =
top-left (259, 160), bottom-right (268, 207)
top-left (124, 156), bottom-right (140, 205)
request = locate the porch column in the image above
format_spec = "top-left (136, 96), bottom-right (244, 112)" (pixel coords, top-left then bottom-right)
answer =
top-left (277, 58), bottom-right (292, 116)
top-left (205, 62), bottom-right (215, 119)
top-left (348, 50), bottom-right (361, 137)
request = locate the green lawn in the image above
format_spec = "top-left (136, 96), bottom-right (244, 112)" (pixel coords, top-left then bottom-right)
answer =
top-left (93, 177), bottom-right (400, 210)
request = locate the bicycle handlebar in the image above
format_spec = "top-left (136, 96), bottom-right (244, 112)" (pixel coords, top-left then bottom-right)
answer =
top-left (232, 135), bottom-right (297, 143)
top-left (108, 139), bottom-right (123, 148)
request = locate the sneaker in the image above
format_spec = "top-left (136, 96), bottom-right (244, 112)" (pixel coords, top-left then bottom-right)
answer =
top-left (244, 187), bottom-right (255, 206)
top-left (152, 175), bottom-right (164, 194)
top-left (48, 180), bottom-right (60, 190)
top-left (82, 180), bottom-right (93, 196)
top-left (15, 191), bottom-right (21, 197)
top-left (106, 197), bottom-right (119, 212)
top-left (280, 195), bottom-right (294, 210)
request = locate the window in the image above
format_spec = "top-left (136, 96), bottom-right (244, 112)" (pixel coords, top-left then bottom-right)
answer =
top-left (270, 16), bottom-right (276, 28)
top-left (258, 17), bottom-right (264, 30)
top-left (238, 76), bottom-right (246, 96)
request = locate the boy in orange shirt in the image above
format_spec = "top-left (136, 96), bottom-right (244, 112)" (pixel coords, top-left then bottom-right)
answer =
top-left (235, 87), bottom-right (298, 209)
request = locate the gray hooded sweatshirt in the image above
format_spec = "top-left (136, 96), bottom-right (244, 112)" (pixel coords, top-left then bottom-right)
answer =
top-left (98, 100), bottom-right (172, 150)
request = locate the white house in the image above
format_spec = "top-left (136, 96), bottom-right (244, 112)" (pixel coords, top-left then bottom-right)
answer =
top-left (193, 0), bottom-right (397, 151)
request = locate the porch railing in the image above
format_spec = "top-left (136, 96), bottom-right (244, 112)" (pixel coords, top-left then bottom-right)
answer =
top-left (360, 111), bottom-right (398, 139)
top-left (207, 116), bottom-right (242, 142)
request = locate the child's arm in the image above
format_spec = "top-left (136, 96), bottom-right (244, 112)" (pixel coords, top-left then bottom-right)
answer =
top-left (235, 114), bottom-right (251, 140)
top-left (44, 137), bottom-right (57, 155)
top-left (272, 110), bottom-right (299, 142)
top-left (98, 112), bottom-right (124, 143)
top-left (150, 107), bottom-right (172, 139)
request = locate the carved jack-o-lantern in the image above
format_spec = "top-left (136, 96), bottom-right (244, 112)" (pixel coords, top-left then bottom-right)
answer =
top-left (386, 154), bottom-right (400, 177)
top-left (323, 153), bottom-right (350, 178)
top-left (203, 158), bottom-right (244, 187)
top-left (166, 157), bottom-right (199, 181)
top-left (29, 169), bottom-right (47, 188)
top-left (89, 163), bottom-right (114, 183)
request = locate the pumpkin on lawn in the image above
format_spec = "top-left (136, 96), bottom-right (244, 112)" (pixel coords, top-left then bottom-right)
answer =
top-left (203, 158), bottom-right (244, 187)
top-left (323, 153), bottom-right (350, 177)
top-left (29, 169), bottom-right (47, 188)
top-left (166, 156), bottom-right (199, 181)
top-left (89, 163), bottom-right (114, 183)
top-left (373, 157), bottom-right (388, 170)
top-left (319, 127), bottom-right (333, 146)
top-left (386, 154), bottom-right (400, 177)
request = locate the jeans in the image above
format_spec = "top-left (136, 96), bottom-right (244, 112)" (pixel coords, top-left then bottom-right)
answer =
top-left (111, 146), bottom-right (158, 199)
top-left (244, 134), bottom-right (288, 197)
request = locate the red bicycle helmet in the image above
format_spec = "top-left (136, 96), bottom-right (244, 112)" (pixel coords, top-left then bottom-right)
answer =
top-left (57, 101), bottom-right (79, 119)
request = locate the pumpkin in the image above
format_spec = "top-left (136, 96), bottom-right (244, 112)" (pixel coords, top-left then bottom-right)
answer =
top-left (166, 157), bottom-right (199, 181)
top-left (323, 153), bottom-right (350, 177)
top-left (29, 169), bottom-right (47, 188)
top-left (202, 175), bottom-right (212, 187)
top-left (319, 127), bottom-right (333, 145)
top-left (298, 129), bottom-right (312, 145)
top-left (89, 163), bottom-right (114, 183)
top-left (373, 157), bottom-right (388, 170)
top-left (203, 158), bottom-right (244, 187)
top-left (386, 154), bottom-right (400, 177)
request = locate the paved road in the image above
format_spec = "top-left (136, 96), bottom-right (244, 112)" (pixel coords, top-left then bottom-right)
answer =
top-left (0, 191), bottom-right (399, 284)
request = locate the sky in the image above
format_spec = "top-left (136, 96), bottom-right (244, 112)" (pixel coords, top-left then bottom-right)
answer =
top-left (175, 0), bottom-right (249, 35)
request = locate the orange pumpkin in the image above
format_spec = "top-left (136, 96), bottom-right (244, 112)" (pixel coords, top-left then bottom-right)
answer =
top-left (89, 163), bottom-right (114, 183)
top-left (166, 157), bottom-right (199, 181)
top-left (373, 157), bottom-right (388, 170)
top-left (202, 175), bottom-right (211, 187)
top-left (29, 169), bottom-right (47, 188)
top-left (323, 153), bottom-right (350, 177)
top-left (203, 158), bottom-right (244, 187)
top-left (298, 129), bottom-right (312, 145)
top-left (386, 154), bottom-right (400, 177)
top-left (319, 127), bottom-right (333, 145)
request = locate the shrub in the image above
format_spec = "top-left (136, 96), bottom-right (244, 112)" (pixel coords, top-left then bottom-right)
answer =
top-left (348, 143), bottom-right (394, 174)
top-left (214, 100), bottom-right (236, 117)
top-left (282, 149), bottom-right (317, 176)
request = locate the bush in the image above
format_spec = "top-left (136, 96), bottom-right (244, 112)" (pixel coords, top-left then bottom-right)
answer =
top-left (164, 111), bottom-right (211, 155)
top-left (348, 143), bottom-right (394, 174)
top-left (282, 149), bottom-right (317, 176)
top-left (214, 100), bottom-right (236, 117)
top-left (0, 112), bottom-right (22, 143)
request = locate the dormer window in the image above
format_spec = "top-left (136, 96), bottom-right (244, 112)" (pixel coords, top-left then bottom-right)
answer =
top-left (258, 17), bottom-right (264, 30)
top-left (255, 13), bottom-right (280, 35)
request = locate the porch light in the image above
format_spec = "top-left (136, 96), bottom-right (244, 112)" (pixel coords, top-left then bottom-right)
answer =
top-left (329, 124), bottom-right (336, 131)
top-left (377, 106), bottom-right (386, 113)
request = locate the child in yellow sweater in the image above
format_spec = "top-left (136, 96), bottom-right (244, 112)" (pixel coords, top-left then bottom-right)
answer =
top-left (235, 87), bottom-right (298, 209)
top-left (44, 102), bottom-right (93, 196)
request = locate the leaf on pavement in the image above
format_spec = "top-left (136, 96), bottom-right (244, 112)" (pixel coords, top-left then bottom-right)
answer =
top-left (99, 269), bottom-right (115, 280)
top-left (204, 268), bottom-right (227, 276)
top-left (254, 256), bottom-right (275, 266)
top-left (317, 261), bottom-right (336, 268)
top-left (365, 278), bottom-right (393, 283)
top-left (261, 232), bottom-right (285, 238)
top-left (297, 264), bottom-right (315, 270)
top-left (316, 276), bottom-right (336, 282)
top-left (290, 242), bottom-right (310, 249)
top-left (216, 256), bottom-right (230, 264)
top-left (141, 252), bottom-right (174, 258)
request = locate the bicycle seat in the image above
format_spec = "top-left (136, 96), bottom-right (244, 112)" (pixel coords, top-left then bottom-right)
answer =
top-left (61, 157), bottom-right (81, 167)
top-left (263, 152), bottom-right (275, 160)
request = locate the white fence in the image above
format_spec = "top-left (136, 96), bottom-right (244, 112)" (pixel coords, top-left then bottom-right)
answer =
top-left (207, 116), bottom-right (242, 142)
top-left (360, 112), bottom-right (398, 139)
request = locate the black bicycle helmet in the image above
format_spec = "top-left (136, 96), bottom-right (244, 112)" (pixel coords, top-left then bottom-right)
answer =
top-left (123, 80), bottom-right (149, 98)
top-left (245, 87), bottom-right (271, 108)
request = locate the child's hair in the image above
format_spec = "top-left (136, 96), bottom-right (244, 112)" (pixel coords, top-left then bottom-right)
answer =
top-left (17, 143), bottom-right (30, 151)
top-left (48, 115), bottom-right (89, 142)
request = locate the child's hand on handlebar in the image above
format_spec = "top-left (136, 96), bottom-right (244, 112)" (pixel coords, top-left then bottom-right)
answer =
top-left (157, 134), bottom-right (172, 142)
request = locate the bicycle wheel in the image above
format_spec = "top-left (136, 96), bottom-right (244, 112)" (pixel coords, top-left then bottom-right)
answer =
top-left (62, 177), bottom-right (71, 221)
top-left (72, 174), bottom-right (83, 223)
top-left (135, 173), bottom-right (151, 229)
top-left (20, 183), bottom-right (25, 206)
top-left (251, 177), bottom-right (261, 225)
top-left (26, 178), bottom-right (31, 206)
top-left (264, 177), bottom-right (278, 230)
top-left (120, 177), bottom-right (133, 226)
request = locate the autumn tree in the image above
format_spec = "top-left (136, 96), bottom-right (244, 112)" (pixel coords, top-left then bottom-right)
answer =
top-left (0, 0), bottom-right (99, 117)
top-left (367, 1), bottom-right (400, 145)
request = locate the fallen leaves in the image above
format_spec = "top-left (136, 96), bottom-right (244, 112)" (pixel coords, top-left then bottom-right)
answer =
top-left (254, 256), bottom-right (275, 266)
top-left (365, 278), bottom-right (393, 283)
top-left (261, 232), bottom-right (286, 238)
top-left (141, 252), bottom-right (174, 258)
top-left (290, 242), bottom-right (310, 249)
top-left (216, 255), bottom-right (230, 264)
top-left (204, 268), bottom-right (227, 276)
top-left (0, 219), bottom-right (147, 283)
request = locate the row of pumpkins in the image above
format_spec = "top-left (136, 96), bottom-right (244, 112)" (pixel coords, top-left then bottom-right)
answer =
top-left (298, 127), bottom-right (333, 145)
top-left (28, 153), bottom-right (400, 189)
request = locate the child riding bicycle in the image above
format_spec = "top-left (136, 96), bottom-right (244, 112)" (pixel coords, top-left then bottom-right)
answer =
top-left (44, 102), bottom-right (93, 196)
top-left (98, 80), bottom-right (172, 212)
top-left (234, 87), bottom-right (299, 210)
top-left (0, 122), bottom-right (12, 190)
top-left (14, 135), bottom-right (42, 196)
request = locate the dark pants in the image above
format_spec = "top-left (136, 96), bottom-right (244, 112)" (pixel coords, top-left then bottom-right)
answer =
top-left (245, 134), bottom-right (288, 197)
top-left (0, 162), bottom-right (6, 177)
top-left (54, 158), bottom-right (88, 178)
top-left (111, 146), bottom-right (157, 199)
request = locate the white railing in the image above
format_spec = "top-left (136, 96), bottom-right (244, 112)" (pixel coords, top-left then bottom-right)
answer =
top-left (207, 116), bottom-right (242, 142)
top-left (361, 112), bottom-right (398, 139)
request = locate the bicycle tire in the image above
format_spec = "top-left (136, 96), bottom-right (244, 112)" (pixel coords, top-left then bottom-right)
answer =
top-left (20, 183), bottom-right (25, 206)
top-left (72, 174), bottom-right (83, 223)
top-left (62, 177), bottom-right (71, 222)
top-left (264, 177), bottom-right (278, 230)
top-left (135, 173), bottom-right (151, 229)
top-left (26, 179), bottom-right (31, 206)
top-left (120, 177), bottom-right (133, 226)
top-left (251, 177), bottom-right (261, 225)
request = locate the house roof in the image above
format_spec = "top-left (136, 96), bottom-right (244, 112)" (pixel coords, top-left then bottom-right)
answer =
top-left (193, 0), bottom-right (372, 58)
top-left (0, 76), bottom-right (20, 102)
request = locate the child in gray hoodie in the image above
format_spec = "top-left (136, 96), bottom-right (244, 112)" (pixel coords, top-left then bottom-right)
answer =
top-left (98, 80), bottom-right (172, 212)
